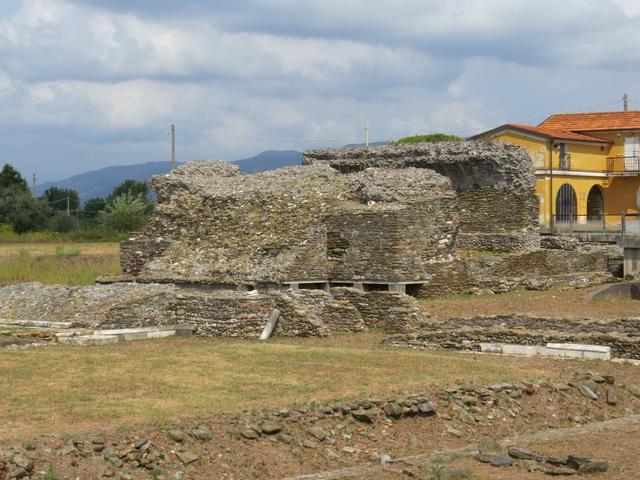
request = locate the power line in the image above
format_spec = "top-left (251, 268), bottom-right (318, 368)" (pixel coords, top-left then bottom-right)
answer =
top-left (178, 125), bottom-right (384, 143)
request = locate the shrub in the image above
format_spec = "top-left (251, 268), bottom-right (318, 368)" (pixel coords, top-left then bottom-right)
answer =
top-left (392, 133), bottom-right (462, 144)
top-left (0, 186), bottom-right (51, 233)
top-left (101, 193), bottom-right (147, 232)
top-left (48, 214), bottom-right (79, 233)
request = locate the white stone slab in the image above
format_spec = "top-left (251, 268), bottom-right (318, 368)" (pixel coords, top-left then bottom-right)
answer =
top-left (501, 344), bottom-right (540, 356)
top-left (121, 330), bottom-right (176, 341)
top-left (546, 343), bottom-right (611, 354)
top-left (479, 343), bottom-right (504, 354)
top-left (98, 326), bottom-right (176, 335)
top-left (57, 335), bottom-right (120, 346)
top-left (480, 342), bottom-right (611, 360)
top-left (0, 320), bottom-right (73, 329)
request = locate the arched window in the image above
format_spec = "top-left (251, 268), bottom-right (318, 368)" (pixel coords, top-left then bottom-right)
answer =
top-left (555, 184), bottom-right (577, 223)
top-left (586, 185), bottom-right (604, 223)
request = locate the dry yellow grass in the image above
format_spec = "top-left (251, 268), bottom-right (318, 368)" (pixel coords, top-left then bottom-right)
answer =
top-left (0, 242), bottom-right (121, 286)
top-left (0, 334), bottom-right (626, 441)
top-left (421, 286), bottom-right (640, 320)
top-left (0, 242), bottom-right (119, 258)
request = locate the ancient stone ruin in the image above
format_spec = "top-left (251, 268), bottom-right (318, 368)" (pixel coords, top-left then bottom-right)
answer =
top-left (302, 141), bottom-right (541, 252)
top-left (122, 160), bottom-right (459, 292)
top-left (0, 141), bottom-right (625, 339)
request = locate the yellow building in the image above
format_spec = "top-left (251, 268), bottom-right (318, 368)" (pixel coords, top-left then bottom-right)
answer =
top-left (471, 111), bottom-right (640, 232)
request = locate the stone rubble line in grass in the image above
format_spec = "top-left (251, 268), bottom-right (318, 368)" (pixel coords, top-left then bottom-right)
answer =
top-left (475, 437), bottom-right (609, 476)
top-left (386, 314), bottom-right (640, 360)
top-left (1, 370), bottom-right (639, 480)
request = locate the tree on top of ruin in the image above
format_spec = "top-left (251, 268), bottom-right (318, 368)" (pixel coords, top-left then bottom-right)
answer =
top-left (391, 133), bottom-right (462, 144)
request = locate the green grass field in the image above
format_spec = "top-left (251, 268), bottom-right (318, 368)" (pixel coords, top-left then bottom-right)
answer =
top-left (0, 230), bottom-right (128, 243)
top-left (0, 242), bottom-right (121, 285)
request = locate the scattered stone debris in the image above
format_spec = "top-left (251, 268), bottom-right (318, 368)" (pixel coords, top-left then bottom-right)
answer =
top-left (0, 368), bottom-right (636, 479)
top-left (386, 314), bottom-right (640, 359)
top-left (476, 438), bottom-right (608, 475)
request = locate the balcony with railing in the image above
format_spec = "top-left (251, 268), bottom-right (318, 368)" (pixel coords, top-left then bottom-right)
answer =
top-left (548, 213), bottom-right (640, 234)
top-left (606, 155), bottom-right (640, 175)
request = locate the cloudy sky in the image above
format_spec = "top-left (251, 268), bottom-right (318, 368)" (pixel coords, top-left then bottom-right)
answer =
top-left (1, 0), bottom-right (639, 181)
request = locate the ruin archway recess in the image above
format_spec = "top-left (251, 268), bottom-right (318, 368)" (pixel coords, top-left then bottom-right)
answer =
top-left (555, 184), bottom-right (577, 223)
top-left (587, 185), bottom-right (604, 223)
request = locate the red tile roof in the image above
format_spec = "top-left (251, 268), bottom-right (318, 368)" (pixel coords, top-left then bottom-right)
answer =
top-left (471, 123), bottom-right (611, 143)
top-left (507, 123), bottom-right (610, 143)
top-left (540, 111), bottom-right (640, 132)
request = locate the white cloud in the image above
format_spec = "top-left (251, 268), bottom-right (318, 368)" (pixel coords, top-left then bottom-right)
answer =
top-left (0, 0), bottom-right (639, 180)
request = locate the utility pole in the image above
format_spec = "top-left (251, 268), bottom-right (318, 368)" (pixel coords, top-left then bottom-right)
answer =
top-left (66, 196), bottom-right (70, 217)
top-left (171, 124), bottom-right (176, 171)
top-left (31, 174), bottom-right (36, 197)
top-left (623, 93), bottom-right (629, 112)
top-left (365, 120), bottom-right (370, 147)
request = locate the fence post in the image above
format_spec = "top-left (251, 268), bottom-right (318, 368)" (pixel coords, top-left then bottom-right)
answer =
top-left (622, 211), bottom-right (626, 236)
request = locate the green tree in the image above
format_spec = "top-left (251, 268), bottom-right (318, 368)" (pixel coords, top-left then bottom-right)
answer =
top-left (82, 197), bottom-right (107, 219)
top-left (107, 179), bottom-right (153, 213)
top-left (0, 186), bottom-right (51, 233)
top-left (40, 186), bottom-right (80, 214)
top-left (49, 213), bottom-right (79, 233)
top-left (392, 133), bottom-right (462, 144)
top-left (101, 193), bottom-right (147, 232)
top-left (107, 179), bottom-right (149, 203)
top-left (0, 164), bottom-right (28, 191)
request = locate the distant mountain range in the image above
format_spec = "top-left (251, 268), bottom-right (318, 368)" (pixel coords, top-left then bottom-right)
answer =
top-left (36, 150), bottom-right (303, 203)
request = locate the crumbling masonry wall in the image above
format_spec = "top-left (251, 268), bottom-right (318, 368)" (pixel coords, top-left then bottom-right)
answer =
top-left (0, 283), bottom-right (423, 337)
top-left (121, 161), bottom-right (458, 285)
top-left (303, 142), bottom-right (540, 252)
top-left (418, 245), bottom-right (621, 296)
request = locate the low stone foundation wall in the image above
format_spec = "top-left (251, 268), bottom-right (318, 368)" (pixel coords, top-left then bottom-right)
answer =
top-left (386, 314), bottom-right (640, 359)
top-left (329, 287), bottom-right (422, 333)
top-left (166, 291), bottom-right (274, 338)
top-left (0, 282), bottom-right (422, 338)
top-left (418, 246), bottom-right (622, 297)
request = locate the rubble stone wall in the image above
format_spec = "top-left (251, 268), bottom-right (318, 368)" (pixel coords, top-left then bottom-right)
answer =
top-left (120, 239), bottom-right (171, 275)
top-left (303, 141), bottom-right (539, 252)
top-left (0, 283), bottom-right (422, 337)
top-left (386, 314), bottom-right (640, 359)
top-left (326, 202), bottom-right (457, 282)
top-left (165, 291), bottom-right (275, 338)
top-left (329, 287), bottom-right (422, 333)
top-left (418, 246), bottom-right (621, 297)
top-left (123, 162), bottom-right (458, 285)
